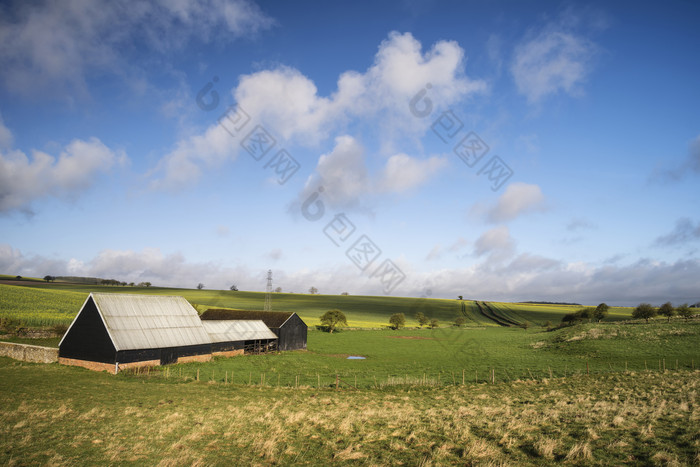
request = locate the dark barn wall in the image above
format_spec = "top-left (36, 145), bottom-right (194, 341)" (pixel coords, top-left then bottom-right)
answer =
top-left (277, 314), bottom-right (307, 351)
top-left (117, 348), bottom-right (161, 364)
top-left (59, 297), bottom-right (116, 364)
top-left (212, 341), bottom-right (245, 353)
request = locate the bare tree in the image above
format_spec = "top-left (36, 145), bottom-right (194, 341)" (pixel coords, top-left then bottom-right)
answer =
top-left (275, 287), bottom-right (282, 293)
top-left (309, 286), bottom-right (318, 294)
top-left (230, 284), bottom-right (238, 291)
top-left (197, 283), bottom-right (205, 290)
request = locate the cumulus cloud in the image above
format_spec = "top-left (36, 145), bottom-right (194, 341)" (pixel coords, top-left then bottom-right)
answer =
top-left (151, 31), bottom-right (483, 190)
top-left (654, 218), bottom-right (700, 247)
top-left (148, 123), bottom-right (238, 191)
top-left (478, 182), bottom-right (546, 223)
top-left (0, 131), bottom-right (127, 213)
top-left (234, 31), bottom-right (484, 143)
top-left (378, 154), bottom-right (447, 193)
top-left (295, 136), bottom-right (448, 211)
top-left (511, 18), bottom-right (598, 103)
top-left (473, 226), bottom-right (515, 260)
top-left (0, 0), bottom-right (273, 99)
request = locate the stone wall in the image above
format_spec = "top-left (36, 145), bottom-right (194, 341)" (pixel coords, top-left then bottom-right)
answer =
top-left (0, 341), bottom-right (59, 363)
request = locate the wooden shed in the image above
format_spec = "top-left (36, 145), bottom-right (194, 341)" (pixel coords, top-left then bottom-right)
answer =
top-left (201, 320), bottom-right (278, 355)
top-left (59, 293), bottom-right (213, 373)
top-left (201, 309), bottom-right (307, 351)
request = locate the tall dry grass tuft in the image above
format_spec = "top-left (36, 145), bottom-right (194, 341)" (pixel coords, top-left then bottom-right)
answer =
top-left (565, 442), bottom-right (592, 461)
top-left (534, 437), bottom-right (558, 459)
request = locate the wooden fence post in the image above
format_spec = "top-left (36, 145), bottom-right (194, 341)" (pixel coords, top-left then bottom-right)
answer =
top-left (336, 374), bottom-right (339, 390)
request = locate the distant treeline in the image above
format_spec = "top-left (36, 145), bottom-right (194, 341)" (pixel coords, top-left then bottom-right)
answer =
top-left (523, 301), bottom-right (582, 306)
top-left (54, 276), bottom-right (103, 284)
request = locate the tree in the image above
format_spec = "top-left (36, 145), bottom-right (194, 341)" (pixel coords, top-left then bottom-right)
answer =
top-left (129, 282), bottom-right (135, 287)
top-left (340, 292), bottom-right (349, 296)
top-left (145, 282), bottom-right (151, 287)
top-left (197, 283), bottom-right (205, 290)
top-left (230, 284), bottom-right (238, 291)
top-left (320, 309), bottom-right (347, 334)
top-left (275, 287), bottom-right (282, 293)
top-left (415, 312), bottom-right (429, 327)
top-left (633, 303), bottom-right (657, 323)
top-left (43, 275), bottom-right (55, 282)
top-left (429, 318), bottom-right (439, 329)
top-left (579, 307), bottom-right (595, 322)
top-left (659, 302), bottom-right (675, 322)
top-left (676, 303), bottom-right (694, 321)
top-left (458, 295), bottom-right (463, 300)
top-left (454, 316), bottom-right (466, 327)
top-left (594, 303), bottom-right (609, 323)
top-left (309, 286), bottom-right (318, 294)
top-left (389, 313), bottom-right (406, 330)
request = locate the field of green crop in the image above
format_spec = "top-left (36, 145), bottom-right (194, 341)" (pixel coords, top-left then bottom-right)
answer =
top-left (0, 284), bottom-right (85, 327)
top-left (1, 281), bottom-right (634, 330)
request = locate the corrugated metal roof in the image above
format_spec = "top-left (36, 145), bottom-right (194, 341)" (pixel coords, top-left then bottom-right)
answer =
top-left (200, 309), bottom-right (298, 328)
top-left (91, 293), bottom-right (211, 351)
top-left (202, 320), bottom-right (278, 342)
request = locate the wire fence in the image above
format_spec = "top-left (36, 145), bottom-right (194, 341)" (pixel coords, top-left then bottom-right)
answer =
top-left (120, 358), bottom-right (698, 389)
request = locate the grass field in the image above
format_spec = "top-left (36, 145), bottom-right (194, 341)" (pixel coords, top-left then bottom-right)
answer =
top-left (1, 359), bottom-right (697, 465)
top-left (1, 280), bottom-right (698, 464)
top-left (0, 281), bottom-right (635, 330)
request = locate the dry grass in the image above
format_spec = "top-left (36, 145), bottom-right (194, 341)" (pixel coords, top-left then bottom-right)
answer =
top-left (1, 363), bottom-right (698, 465)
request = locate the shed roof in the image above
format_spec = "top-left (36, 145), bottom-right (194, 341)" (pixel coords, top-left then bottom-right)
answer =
top-left (80, 293), bottom-right (211, 351)
top-left (200, 309), bottom-right (300, 328)
top-left (202, 320), bottom-right (278, 342)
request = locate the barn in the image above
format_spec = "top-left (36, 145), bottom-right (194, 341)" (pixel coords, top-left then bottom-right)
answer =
top-left (202, 320), bottom-right (278, 355)
top-left (59, 293), bottom-right (213, 373)
top-left (201, 309), bottom-right (307, 351)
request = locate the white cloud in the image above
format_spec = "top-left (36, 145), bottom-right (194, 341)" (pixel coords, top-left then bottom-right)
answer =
top-left (511, 21), bottom-right (597, 103)
top-left (378, 154), bottom-right (447, 193)
top-left (233, 31), bottom-right (485, 144)
top-left (3, 243), bottom-right (699, 306)
top-left (151, 31), bottom-right (484, 190)
top-left (473, 226), bottom-right (515, 260)
top-left (481, 182), bottom-right (546, 223)
top-left (0, 132), bottom-right (127, 213)
top-left (296, 136), bottom-right (448, 211)
top-left (0, 0), bottom-right (274, 99)
top-left (148, 123), bottom-right (238, 191)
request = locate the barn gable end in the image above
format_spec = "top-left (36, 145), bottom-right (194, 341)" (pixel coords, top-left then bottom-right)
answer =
top-left (59, 295), bottom-right (117, 364)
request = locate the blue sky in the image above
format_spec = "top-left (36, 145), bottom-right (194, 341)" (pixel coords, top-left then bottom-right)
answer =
top-left (1, 0), bottom-right (699, 306)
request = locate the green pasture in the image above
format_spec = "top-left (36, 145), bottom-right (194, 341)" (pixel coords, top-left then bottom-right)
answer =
top-left (148, 320), bottom-right (700, 388)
